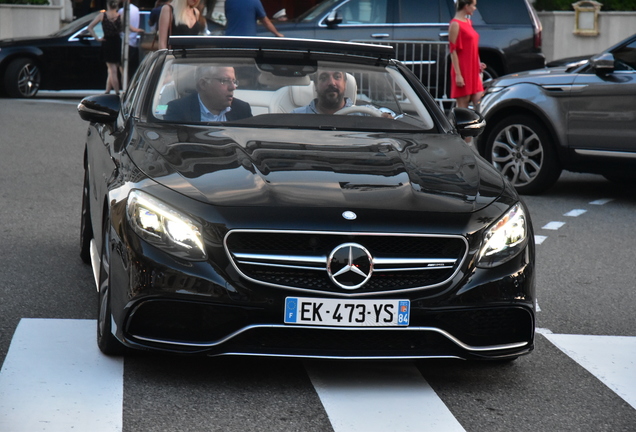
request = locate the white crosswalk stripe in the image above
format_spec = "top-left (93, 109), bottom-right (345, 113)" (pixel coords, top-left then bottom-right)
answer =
top-left (544, 333), bottom-right (636, 409)
top-left (0, 319), bottom-right (123, 432)
top-left (307, 361), bottom-right (465, 432)
top-left (1, 319), bottom-right (635, 431)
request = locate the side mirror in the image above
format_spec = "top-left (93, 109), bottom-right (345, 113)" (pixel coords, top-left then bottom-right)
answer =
top-left (590, 52), bottom-right (615, 75)
top-left (451, 107), bottom-right (485, 138)
top-left (325, 10), bottom-right (342, 28)
top-left (78, 94), bottom-right (120, 124)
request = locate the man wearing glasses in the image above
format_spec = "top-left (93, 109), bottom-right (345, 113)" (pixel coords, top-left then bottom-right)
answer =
top-left (165, 66), bottom-right (253, 122)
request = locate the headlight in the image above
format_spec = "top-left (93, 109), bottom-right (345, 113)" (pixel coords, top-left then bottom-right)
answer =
top-left (477, 203), bottom-right (527, 268)
top-left (485, 85), bottom-right (504, 95)
top-left (127, 190), bottom-right (207, 260)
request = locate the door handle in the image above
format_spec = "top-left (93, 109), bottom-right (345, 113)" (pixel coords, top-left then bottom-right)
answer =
top-left (371, 33), bottom-right (390, 39)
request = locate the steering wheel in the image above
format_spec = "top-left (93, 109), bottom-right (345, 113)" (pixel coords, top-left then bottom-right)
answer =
top-left (334, 105), bottom-right (384, 117)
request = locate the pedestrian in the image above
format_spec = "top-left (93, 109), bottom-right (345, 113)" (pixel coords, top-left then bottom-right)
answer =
top-left (158, 0), bottom-right (203, 50)
top-left (449, 0), bottom-right (486, 110)
top-left (119, 0), bottom-right (141, 80)
top-left (148, 0), bottom-right (169, 29)
top-left (224, 0), bottom-right (283, 37)
top-left (87, 0), bottom-right (144, 95)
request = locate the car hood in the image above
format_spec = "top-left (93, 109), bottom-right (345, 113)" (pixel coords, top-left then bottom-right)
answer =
top-left (127, 126), bottom-right (505, 213)
top-left (0, 35), bottom-right (53, 46)
top-left (490, 67), bottom-right (577, 88)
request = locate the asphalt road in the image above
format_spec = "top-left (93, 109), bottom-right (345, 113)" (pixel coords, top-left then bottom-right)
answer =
top-left (0, 97), bottom-right (634, 431)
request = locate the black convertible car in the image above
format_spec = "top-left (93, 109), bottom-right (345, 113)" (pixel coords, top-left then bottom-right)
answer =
top-left (78, 36), bottom-right (535, 361)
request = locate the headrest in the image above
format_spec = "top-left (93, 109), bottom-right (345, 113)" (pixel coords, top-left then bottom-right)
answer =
top-left (290, 85), bottom-right (316, 106)
top-left (344, 73), bottom-right (356, 104)
top-left (173, 65), bottom-right (197, 96)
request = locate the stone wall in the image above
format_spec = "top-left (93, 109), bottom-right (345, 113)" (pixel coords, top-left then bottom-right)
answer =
top-left (0, 5), bottom-right (63, 40)
top-left (539, 11), bottom-right (636, 62)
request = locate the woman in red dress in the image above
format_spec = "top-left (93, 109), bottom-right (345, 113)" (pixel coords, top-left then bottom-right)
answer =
top-left (449, 0), bottom-right (486, 110)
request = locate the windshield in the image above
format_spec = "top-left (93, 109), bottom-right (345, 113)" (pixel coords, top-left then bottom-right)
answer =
top-left (150, 56), bottom-right (435, 132)
top-left (50, 12), bottom-right (97, 37)
top-left (298, 0), bottom-right (342, 22)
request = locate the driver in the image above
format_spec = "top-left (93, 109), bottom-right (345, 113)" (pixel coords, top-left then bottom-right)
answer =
top-left (292, 69), bottom-right (392, 117)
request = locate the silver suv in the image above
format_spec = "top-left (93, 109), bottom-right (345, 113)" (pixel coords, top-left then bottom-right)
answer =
top-left (477, 33), bottom-right (636, 194)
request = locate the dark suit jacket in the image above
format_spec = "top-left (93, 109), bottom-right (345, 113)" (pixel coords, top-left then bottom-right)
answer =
top-left (164, 92), bottom-right (253, 122)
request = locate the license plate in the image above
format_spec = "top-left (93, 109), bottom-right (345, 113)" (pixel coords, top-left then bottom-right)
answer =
top-left (284, 297), bottom-right (410, 327)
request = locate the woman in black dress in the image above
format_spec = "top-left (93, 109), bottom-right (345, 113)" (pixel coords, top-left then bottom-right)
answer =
top-left (157, 0), bottom-right (203, 50)
top-left (87, 0), bottom-right (144, 95)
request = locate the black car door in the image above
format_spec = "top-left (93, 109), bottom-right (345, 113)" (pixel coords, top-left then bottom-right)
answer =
top-left (43, 25), bottom-right (106, 90)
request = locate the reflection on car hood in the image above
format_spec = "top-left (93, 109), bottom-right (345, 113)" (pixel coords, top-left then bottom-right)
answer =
top-left (127, 126), bottom-right (505, 213)
top-left (491, 67), bottom-right (576, 88)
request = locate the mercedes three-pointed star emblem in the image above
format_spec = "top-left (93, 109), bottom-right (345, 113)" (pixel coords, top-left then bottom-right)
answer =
top-left (327, 243), bottom-right (373, 290)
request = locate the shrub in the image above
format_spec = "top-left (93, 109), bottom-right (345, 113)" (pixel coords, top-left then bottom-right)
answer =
top-left (534, 0), bottom-right (636, 11)
top-left (0, 0), bottom-right (50, 4)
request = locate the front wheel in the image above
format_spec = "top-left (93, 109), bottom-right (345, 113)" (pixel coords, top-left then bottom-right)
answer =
top-left (97, 215), bottom-right (125, 355)
top-left (79, 166), bottom-right (93, 264)
top-left (485, 115), bottom-right (561, 195)
top-left (4, 58), bottom-right (40, 98)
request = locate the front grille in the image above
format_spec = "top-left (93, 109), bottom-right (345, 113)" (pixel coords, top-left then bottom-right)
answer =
top-left (225, 230), bottom-right (467, 295)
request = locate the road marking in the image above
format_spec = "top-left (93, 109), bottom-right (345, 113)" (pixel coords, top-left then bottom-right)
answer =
top-left (535, 235), bottom-right (547, 245)
top-left (0, 319), bottom-right (123, 432)
top-left (590, 198), bottom-right (613, 205)
top-left (306, 361), bottom-right (465, 432)
top-left (544, 334), bottom-right (636, 409)
top-left (542, 221), bottom-right (566, 230)
top-left (2, 320), bottom-right (634, 431)
top-left (564, 209), bottom-right (587, 217)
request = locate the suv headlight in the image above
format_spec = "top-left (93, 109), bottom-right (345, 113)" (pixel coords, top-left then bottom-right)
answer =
top-left (477, 203), bottom-right (527, 268)
top-left (127, 190), bottom-right (207, 260)
top-left (485, 85), bottom-right (504, 95)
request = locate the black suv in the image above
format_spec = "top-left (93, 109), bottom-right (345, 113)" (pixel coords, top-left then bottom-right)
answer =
top-left (260, 0), bottom-right (545, 83)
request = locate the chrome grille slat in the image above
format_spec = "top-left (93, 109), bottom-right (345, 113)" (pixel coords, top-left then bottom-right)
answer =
top-left (224, 230), bottom-right (468, 297)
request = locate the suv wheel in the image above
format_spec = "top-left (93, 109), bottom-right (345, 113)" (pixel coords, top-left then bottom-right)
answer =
top-left (485, 115), bottom-right (561, 195)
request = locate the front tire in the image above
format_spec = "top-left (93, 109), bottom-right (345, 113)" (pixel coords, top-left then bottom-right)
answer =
top-left (485, 115), bottom-right (561, 195)
top-left (97, 215), bottom-right (125, 356)
top-left (4, 58), bottom-right (40, 98)
top-left (79, 167), bottom-right (93, 264)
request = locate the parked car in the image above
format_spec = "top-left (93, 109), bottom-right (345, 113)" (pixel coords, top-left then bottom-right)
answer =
top-left (0, 10), bottom-right (221, 98)
top-left (0, 11), bottom-right (153, 98)
top-left (257, 0), bottom-right (545, 92)
top-left (477, 33), bottom-right (636, 194)
top-left (77, 36), bottom-right (535, 360)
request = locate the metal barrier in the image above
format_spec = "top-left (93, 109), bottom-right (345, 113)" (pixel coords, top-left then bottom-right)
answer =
top-left (351, 40), bottom-right (455, 110)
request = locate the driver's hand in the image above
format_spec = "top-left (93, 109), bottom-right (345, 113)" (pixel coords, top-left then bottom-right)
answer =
top-left (378, 107), bottom-right (396, 119)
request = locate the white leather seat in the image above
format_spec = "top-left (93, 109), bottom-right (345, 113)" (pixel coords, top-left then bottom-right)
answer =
top-left (269, 73), bottom-right (357, 113)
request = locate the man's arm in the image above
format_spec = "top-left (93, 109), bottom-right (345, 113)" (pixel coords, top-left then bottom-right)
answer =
top-left (261, 16), bottom-right (284, 38)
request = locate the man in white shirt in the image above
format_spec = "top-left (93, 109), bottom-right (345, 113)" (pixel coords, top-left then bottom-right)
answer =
top-left (119, 0), bottom-right (141, 80)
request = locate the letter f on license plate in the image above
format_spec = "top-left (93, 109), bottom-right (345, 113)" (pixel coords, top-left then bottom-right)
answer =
top-left (284, 297), bottom-right (409, 327)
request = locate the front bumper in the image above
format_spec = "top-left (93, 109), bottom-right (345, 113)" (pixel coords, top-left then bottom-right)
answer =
top-left (104, 223), bottom-right (535, 361)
